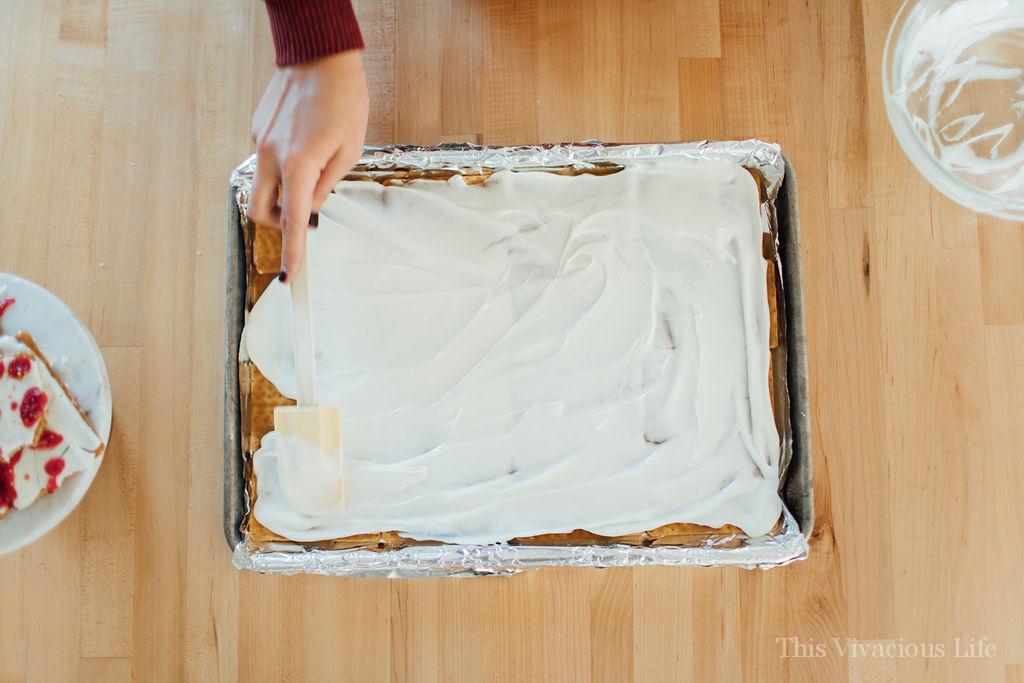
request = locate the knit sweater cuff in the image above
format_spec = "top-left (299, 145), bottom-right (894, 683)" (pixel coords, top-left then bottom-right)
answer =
top-left (265, 0), bottom-right (364, 67)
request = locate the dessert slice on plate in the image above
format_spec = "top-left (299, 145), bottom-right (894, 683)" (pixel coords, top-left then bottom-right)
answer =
top-left (0, 331), bottom-right (105, 518)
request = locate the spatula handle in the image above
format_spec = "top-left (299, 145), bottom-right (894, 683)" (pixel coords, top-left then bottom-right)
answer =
top-left (290, 258), bottom-right (317, 406)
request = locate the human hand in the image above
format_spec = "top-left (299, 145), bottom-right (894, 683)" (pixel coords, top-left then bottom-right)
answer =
top-left (248, 49), bottom-right (368, 281)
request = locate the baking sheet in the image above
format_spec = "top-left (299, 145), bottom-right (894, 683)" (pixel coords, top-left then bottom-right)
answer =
top-left (225, 140), bottom-right (813, 575)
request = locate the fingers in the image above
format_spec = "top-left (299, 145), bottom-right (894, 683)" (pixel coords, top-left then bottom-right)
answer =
top-left (279, 160), bottom-right (319, 281)
top-left (248, 151), bottom-right (281, 227)
top-left (254, 143), bottom-right (358, 279)
top-left (312, 145), bottom-right (361, 210)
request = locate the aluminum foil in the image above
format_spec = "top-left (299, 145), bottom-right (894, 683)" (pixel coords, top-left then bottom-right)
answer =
top-left (231, 140), bottom-right (787, 218)
top-left (229, 139), bottom-right (808, 577)
top-left (233, 509), bottom-right (807, 577)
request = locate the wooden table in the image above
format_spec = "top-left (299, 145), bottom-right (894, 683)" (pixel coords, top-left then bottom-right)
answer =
top-left (2, 1), bottom-right (1023, 680)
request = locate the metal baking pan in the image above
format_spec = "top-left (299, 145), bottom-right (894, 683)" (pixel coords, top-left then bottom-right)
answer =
top-left (776, 155), bottom-right (813, 537)
top-left (225, 186), bottom-right (247, 550)
top-left (223, 144), bottom-right (813, 560)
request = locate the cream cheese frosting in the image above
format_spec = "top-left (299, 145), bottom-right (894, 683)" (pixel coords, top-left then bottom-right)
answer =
top-left (243, 158), bottom-right (783, 544)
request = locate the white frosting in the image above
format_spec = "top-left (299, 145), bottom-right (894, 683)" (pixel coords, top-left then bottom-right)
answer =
top-left (12, 440), bottom-right (95, 510)
top-left (0, 335), bottom-right (101, 513)
top-left (244, 159), bottom-right (782, 544)
top-left (888, 0), bottom-right (1024, 196)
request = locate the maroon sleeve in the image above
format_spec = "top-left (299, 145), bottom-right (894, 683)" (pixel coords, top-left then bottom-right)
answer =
top-left (264, 0), bottom-right (364, 67)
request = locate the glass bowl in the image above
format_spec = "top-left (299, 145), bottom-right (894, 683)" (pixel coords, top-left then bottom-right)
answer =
top-left (883, 0), bottom-right (1024, 220)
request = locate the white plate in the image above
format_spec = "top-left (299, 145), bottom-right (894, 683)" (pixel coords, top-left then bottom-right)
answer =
top-left (0, 273), bottom-right (112, 554)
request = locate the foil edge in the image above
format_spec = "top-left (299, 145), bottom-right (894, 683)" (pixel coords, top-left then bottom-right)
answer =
top-left (233, 510), bottom-right (808, 577)
top-left (230, 139), bottom-right (785, 218)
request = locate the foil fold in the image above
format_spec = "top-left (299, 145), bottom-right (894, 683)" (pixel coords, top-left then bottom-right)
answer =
top-left (229, 139), bottom-right (808, 577)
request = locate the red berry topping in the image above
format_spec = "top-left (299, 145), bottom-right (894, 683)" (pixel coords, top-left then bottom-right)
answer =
top-left (0, 358), bottom-right (4, 377)
top-left (0, 458), bottom-right (16, 511)
top-left (0, 298), bottom-right (14, 318)
top-left (10, 448), bottom-right (22, 465)
top-left (20, 387), bottom-right (47, 427)
top-left (36, 430), bottom-right (63, 449)
top-left (44, 457), bottom-right (65, 493)
top-left (44, 457), bottom-right (65, 478)
top-left (7, 355), bottom-right (32, 379)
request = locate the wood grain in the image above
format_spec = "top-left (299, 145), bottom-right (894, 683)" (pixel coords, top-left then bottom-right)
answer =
top-left (536, 3), bottom-right (624, 142)
top-left (2, 0), bottom-right (1024, 680)
top-left (677, 58), bottom-right (724, 141)
top-left (676, 0), bottom-right (721, 59)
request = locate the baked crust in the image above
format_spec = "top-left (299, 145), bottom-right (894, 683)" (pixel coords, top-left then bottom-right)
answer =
top-left (239, 164), bottom-right (786, 550)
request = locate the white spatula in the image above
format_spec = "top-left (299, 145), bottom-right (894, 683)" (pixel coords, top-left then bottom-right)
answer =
top-left (274, 257), bottom-right (346, 514)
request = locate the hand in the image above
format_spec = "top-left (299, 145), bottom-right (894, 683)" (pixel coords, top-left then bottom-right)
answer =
top-left (248, 50), bottom-right (369, 281)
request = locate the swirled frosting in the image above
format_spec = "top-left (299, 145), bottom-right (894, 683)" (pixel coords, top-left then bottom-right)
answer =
top-left (243, 158), bottom-right (782, 544)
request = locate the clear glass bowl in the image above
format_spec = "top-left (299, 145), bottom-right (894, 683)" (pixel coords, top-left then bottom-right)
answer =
top-left (883, 0), bottom-right (1024, 220)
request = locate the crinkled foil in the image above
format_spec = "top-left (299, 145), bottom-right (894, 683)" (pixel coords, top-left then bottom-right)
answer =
top-left (229, 140), bottom-right (808, 577)
top-left (233, 509), bottom-right (807, 577)
top-left (231, 140), bottom-right (786, 218)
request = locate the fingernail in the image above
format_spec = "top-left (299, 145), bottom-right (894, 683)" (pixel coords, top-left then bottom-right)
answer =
top-left (309, 212), bottom-right (319, 228)
top-left (278, 270), bottom-right (288, 283)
